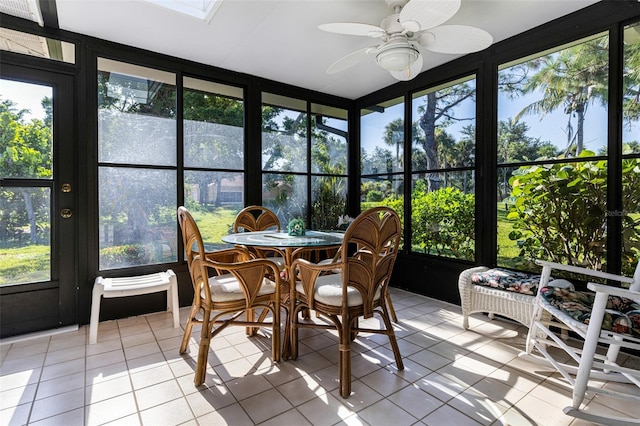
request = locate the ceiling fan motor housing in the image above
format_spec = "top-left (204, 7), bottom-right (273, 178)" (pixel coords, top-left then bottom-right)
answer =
top-left (376, 38), bottom-right (420, 71)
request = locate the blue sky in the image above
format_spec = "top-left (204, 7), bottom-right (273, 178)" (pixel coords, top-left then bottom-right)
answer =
top-left (1, 79), bottom-right (50, 121)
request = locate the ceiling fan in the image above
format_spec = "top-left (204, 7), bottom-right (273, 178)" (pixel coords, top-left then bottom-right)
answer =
top-left (319, 0), bottom-right (493, 81)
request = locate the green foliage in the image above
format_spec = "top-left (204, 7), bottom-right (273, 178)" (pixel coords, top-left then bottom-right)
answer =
top-left (99, 244), bottom-right (147, 268)
top-left (507, 150), bottom-right (611, 269)
top-left (366, 190), bottom-right (384, 202)
top-left (409, 182), bottom-right (475, 260)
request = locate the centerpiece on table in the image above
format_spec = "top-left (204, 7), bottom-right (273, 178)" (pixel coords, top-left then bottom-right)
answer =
top-left (287, 218), bottom-right (306, 236)
top-left (336, 214), bottom-right (355, 231)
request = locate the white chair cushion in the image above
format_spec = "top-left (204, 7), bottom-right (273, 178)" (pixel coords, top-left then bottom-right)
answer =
top-left (295, 272), bottom-right (380, 307)
top-left (203, 274), bottom-right (276, 302)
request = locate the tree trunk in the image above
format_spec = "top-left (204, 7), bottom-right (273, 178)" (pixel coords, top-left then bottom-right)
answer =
top-left (419, 93), bottom-right (442, 192)
top-left (576, 105), bottom-right (584, 156)
top-left (19, 188), bottom-right (38, 244)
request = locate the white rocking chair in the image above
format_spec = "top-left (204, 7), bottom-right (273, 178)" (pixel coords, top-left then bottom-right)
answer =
top-left (523, 259), bottom-right (640, 425)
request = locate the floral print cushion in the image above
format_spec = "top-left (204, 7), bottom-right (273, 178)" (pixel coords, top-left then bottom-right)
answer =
top-left (541, 286), bottom-right (640, 338)
top-left (471, 268), bottom-right (540, 295)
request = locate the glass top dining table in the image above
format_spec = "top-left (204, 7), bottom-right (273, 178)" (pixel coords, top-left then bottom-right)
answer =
top-left (221, 230), bottom-right (344, 359)
top-left (221, 230), bottom-right (344, 248)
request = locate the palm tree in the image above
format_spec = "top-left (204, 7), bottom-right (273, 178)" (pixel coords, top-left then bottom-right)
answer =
top-left (513, 35), bottom-right (609, 156)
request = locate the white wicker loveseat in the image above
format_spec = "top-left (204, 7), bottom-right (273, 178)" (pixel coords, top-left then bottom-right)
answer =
top-left (458, 266), bottom-right (542, 329)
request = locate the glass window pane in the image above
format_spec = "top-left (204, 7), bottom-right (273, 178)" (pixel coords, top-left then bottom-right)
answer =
top-left (184, 170), bottom-right (244, 248)
top-left (311, 113), bottom-right (347, 174)
top-left (262, 173), bottom-right (307, 225)
top-left (498, 33), bottom-right (609, 161)
top-left (360, 176), bottom-right (404, 219)
top-left (412, 76), bottom-right (477, 173)
top-left (311, 176), bottom-right (347, 230)
top-left (498, 161), bottom-right (607, 270)
top-left (98, 59), bottom-right (177, 166)
top-left (0, 187), bottom-right (50, 285)
top-left (99, 167), bottom-right (177, 270)
top-left (360, 98), bottom-right (404, 175)
top-left (0, 80), bottom-right (53, 179)
top-left (0, 28), bottom-right (75, 63)
top-left (622, 157), bottom-right (640, 276)
top-left (623, 22), bottom-right (640, 152)
top-left (262, 100), bottom-right (307, 173)
top-left (410, 172), bottom-right (474, 260)
top-left (183, 78), bottom-right (244, 169)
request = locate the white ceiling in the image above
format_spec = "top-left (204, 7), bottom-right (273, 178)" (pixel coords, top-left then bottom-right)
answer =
top-left (32, 0), bottom-right (601, 99)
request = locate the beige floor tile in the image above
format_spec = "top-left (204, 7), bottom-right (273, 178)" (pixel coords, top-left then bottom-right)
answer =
top-left (385, 383), bottom-right (441, 419)
top-left (85, 392), bottom-right (138, 425)
top-left (0, 402), bottom-right (31, 426)
top-left (134, 378), bottom-right (183, 411)
top-left (29, 407), bottom-right (84, 425)
top-left (196, 402), bottom-right (254, 426)
top-left (1, 289), bottom-right (639, 426)
top-left (30, 388), bottom-right (84, 423)
top-left (356, 398), bottom-right (418, 426)
top-left (422, 403), bottom-right (482, 426)
top-left (0, 384), bottom-right (36, 411)
top-left (130, 364), bottom-right (174, 390)
top-left (257, 408), bottom-right (312, 426)
top-left (85, 375), bottom-right (133, 405)
top-left (36, 371), bottom-right (85, 400)
top-left (239, 388), bottom-right (293, 423)
top-left (184, 384), bottom-right (236, 417)
top-left (225, 373), bottom-right (274, 401)
top-left (297, 391), bottom-right (357, 426)
top-left (276, 375), bottom-right (327, 406)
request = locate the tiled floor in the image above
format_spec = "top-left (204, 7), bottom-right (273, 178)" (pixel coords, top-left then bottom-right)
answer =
top-left (1, 288), bottom-right (639, 426)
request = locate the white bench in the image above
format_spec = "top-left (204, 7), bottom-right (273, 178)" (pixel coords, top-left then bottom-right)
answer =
top-left (90, 270), bottom-right (179, 344)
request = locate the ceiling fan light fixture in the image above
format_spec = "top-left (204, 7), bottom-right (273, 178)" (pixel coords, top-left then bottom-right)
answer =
top-left (376, 44), bottom-right (420, 71)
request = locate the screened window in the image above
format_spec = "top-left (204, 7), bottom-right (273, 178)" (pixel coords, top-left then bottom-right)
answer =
top-left (410, 77), bottom-right (477, 260)
top-left (360, 97), bottom-right (404, 232)
top-left (497, 33), bottom-right (609, 271)
top-left (183, 77), bottom-right (245, 248)
top-left (622, 21), bottom-right (640, 276)
top-left (97, 59), bottom-right (177, 270)
top-left (260, 94), bottom-right (349, 229)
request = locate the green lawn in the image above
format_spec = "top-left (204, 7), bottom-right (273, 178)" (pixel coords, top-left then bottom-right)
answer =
top-left (0, 245), bottom-right (50, 285)
top-left (189, 207), bottom-right (240, 248)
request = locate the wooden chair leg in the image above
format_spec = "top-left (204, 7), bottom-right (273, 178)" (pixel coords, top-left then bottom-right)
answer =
top-left (195, 314), bottom-right (213, 386)
top-left (339, 318), bottom-right (352, 398)
top-left (386, 293), bottom-right (398, 323)
top-left (381, 308), bottom-right (404, 370)
top-left (179, 304), bottom-right (199, 354)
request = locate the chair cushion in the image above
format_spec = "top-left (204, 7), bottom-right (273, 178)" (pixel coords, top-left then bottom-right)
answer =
top-left (541, 286), bottom-right (640, 338)
top-left (295, 273), bottom-right (381, 307)
top-left (204, 274), bottom-right (276, 302)
top-left (471, 268), bottom-right (540, 295)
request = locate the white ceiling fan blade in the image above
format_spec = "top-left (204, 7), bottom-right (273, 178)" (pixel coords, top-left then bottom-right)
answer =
top-left (399, 0), bottom-right (461, 33)
top-left (389, 52), bottom-right (424, 81)
top-left (422, 25), bottom-right (493, 54)
top-left (327, 47), bottom-right (374, 74)
top-left (319, 22), bottom-right (386, 38)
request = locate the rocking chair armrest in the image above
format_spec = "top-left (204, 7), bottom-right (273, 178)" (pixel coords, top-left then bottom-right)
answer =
top-left (587, 282), bottom-right (640, 299)
top-left (536, 259), bottom-right (636, 286)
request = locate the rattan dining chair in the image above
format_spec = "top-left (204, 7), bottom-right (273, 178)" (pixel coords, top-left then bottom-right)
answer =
top-left (523, 259), bottom-right (640, 425)
top-left (177, 206), bottom-right (282, 386)
top-left (233, 205), bottom-right (286, 265)
top-left (289, 206), bottom-right (404, 398)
